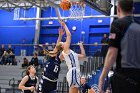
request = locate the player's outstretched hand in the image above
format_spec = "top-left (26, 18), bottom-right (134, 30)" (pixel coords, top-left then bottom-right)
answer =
top-left (77, 41), bottom-right (83, 46)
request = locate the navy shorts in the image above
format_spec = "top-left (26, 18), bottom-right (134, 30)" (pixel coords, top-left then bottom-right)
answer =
top-left (42, 79), bottom-right (57, 93)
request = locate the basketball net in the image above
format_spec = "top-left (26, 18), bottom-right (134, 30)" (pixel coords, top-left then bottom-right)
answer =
top-left (69, 1), bottom-right (85, 21)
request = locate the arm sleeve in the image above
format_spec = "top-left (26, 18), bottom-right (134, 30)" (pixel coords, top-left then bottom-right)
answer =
top-left (109, 20), bottom-right (122, 48)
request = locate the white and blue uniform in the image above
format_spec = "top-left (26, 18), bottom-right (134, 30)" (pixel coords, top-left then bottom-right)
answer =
top-left (62, 50), bottom-right (81, 87)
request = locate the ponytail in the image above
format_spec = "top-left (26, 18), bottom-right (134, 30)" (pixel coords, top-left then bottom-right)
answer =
top-left (43, 49), bottom-right (62, 56)
top-left (43, 42), bottom-right (63, 56)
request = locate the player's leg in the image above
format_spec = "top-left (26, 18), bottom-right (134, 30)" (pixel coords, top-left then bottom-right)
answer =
top-left (67, 68), bottom-right (80, 93)
top-left (69, 87), bottom-right (79, 93)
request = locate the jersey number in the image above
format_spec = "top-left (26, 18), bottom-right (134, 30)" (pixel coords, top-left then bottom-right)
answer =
top-left (53, 65), bottom-right (59, 73)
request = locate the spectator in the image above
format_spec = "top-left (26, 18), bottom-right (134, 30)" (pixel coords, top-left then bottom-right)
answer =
top-left (29, 53), bottom-right (39, 67)
top-left (22, 57), bottom-right (29, 68)
top-left (1, 51), bottom-right (8, 65)
top-left (7, 44), bottom-right (15, 65)
top-left (101, 34), bottom-right (109, 59)
top-left (80, 76), bottom-right (95, 93)
top-left (0, 45), bottom-right (5, 64)
top-left (0, 44), bottom-right (5, 57)
top-left (7, 44), bottom-right (14, 54)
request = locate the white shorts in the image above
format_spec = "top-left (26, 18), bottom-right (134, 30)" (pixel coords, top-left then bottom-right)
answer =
top-left (66, 68), bottom-right (81, 88)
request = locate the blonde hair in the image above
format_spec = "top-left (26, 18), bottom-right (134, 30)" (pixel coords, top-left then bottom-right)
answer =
top-left (43, 42), bottom-right (63, 56)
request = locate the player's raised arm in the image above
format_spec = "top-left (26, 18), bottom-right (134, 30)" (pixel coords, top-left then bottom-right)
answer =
top-left (53, 27), bottom-right (65, 52)
top-left (78, 42), bottom-right (86, 59)
top-left (59, 20), bottom-right (71, 53)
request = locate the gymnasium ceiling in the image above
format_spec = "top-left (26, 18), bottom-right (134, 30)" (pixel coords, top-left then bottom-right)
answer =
top-left (0, 0), bottom-right (60, 11)
top-left (0, 0), bottom-right (139, 15)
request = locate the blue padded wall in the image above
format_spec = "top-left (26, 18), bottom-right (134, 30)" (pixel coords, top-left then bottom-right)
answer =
top-left (40, 6), bottom-right (110, 45)
top-left (0, 8), bottom-right (36, 55)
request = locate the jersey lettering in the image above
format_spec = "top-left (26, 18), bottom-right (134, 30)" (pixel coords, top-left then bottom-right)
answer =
top-left (53, 65), bottom-right (59, 73)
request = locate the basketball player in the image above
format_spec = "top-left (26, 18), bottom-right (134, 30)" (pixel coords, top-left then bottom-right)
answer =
top-left (80, 76), bottom-right (96, 93)
top-left (38, 27), bottom-right (64, 93)
top-left (18, 65), bottom-right (39, 93)
top-left (59, 20), bottom-right (86, 93)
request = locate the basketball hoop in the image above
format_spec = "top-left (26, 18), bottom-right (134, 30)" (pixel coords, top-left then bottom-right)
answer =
top-left (69, 0), bottom-right (85, 21)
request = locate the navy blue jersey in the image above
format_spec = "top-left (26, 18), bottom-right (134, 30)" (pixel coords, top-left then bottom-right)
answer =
top-left (80, 83), bottom-right (91, 93)
top-left (43, 55), bottom-right (61, 80)
top-left (24, 76), bottom-right (37, 93)
top-left (38, 54), bottom-right (61, 92)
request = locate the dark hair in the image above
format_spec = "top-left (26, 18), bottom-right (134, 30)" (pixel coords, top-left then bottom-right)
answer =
top-left (26, 65), bottom-right (33, 75)
top-left (34, 53), bottom-right (37, 56)
top-left (23, 57), bottom-right (26, 60)
top-left (118, 0), bottom-right (134, 13)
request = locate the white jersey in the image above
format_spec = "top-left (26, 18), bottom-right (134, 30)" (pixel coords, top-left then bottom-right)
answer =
top-left (62, 50), bottom-right (80, 70)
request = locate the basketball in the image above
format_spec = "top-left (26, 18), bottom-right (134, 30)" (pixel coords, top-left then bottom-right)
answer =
top-left (60, 0), bottom-right (71, 10)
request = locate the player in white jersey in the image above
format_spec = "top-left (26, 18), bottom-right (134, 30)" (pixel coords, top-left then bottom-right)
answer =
top-left (59, 20), bottom-right (86, 93)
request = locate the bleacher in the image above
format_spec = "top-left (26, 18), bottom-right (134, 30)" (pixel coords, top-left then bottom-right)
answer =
top-left (0, 56), bottom-right (104, 93)
top-left (0, 65), bottom-right (24, 93)
top-left (0, 56), bottom-right (69, 93)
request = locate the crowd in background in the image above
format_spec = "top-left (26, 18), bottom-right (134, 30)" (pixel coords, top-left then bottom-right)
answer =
top-left (0, 44), bottom-right (16, 65)
top-left (21, 53), bottom-right (39, 68)
top-left (0, 34), bottom-right (109, 67)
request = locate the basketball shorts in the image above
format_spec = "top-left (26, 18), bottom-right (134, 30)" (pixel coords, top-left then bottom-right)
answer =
top-left (66, 68), bottom-right (81, 88)
top-left (38, 76), bottom-right (57, 93)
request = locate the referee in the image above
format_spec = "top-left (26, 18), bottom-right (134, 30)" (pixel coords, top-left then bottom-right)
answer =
top-left (99, 0), bottom-right (140, 93)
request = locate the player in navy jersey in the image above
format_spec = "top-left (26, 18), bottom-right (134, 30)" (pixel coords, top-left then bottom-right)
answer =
top-left (18, 65), bottom-right (39, 93)
top-left (38, 27), bottom-right (64, 93)
top-left (80, 76), bottom-right (95, 93)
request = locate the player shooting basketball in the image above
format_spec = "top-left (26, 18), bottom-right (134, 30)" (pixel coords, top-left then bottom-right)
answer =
top-left (58, 20), bottom-right (86, 93)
